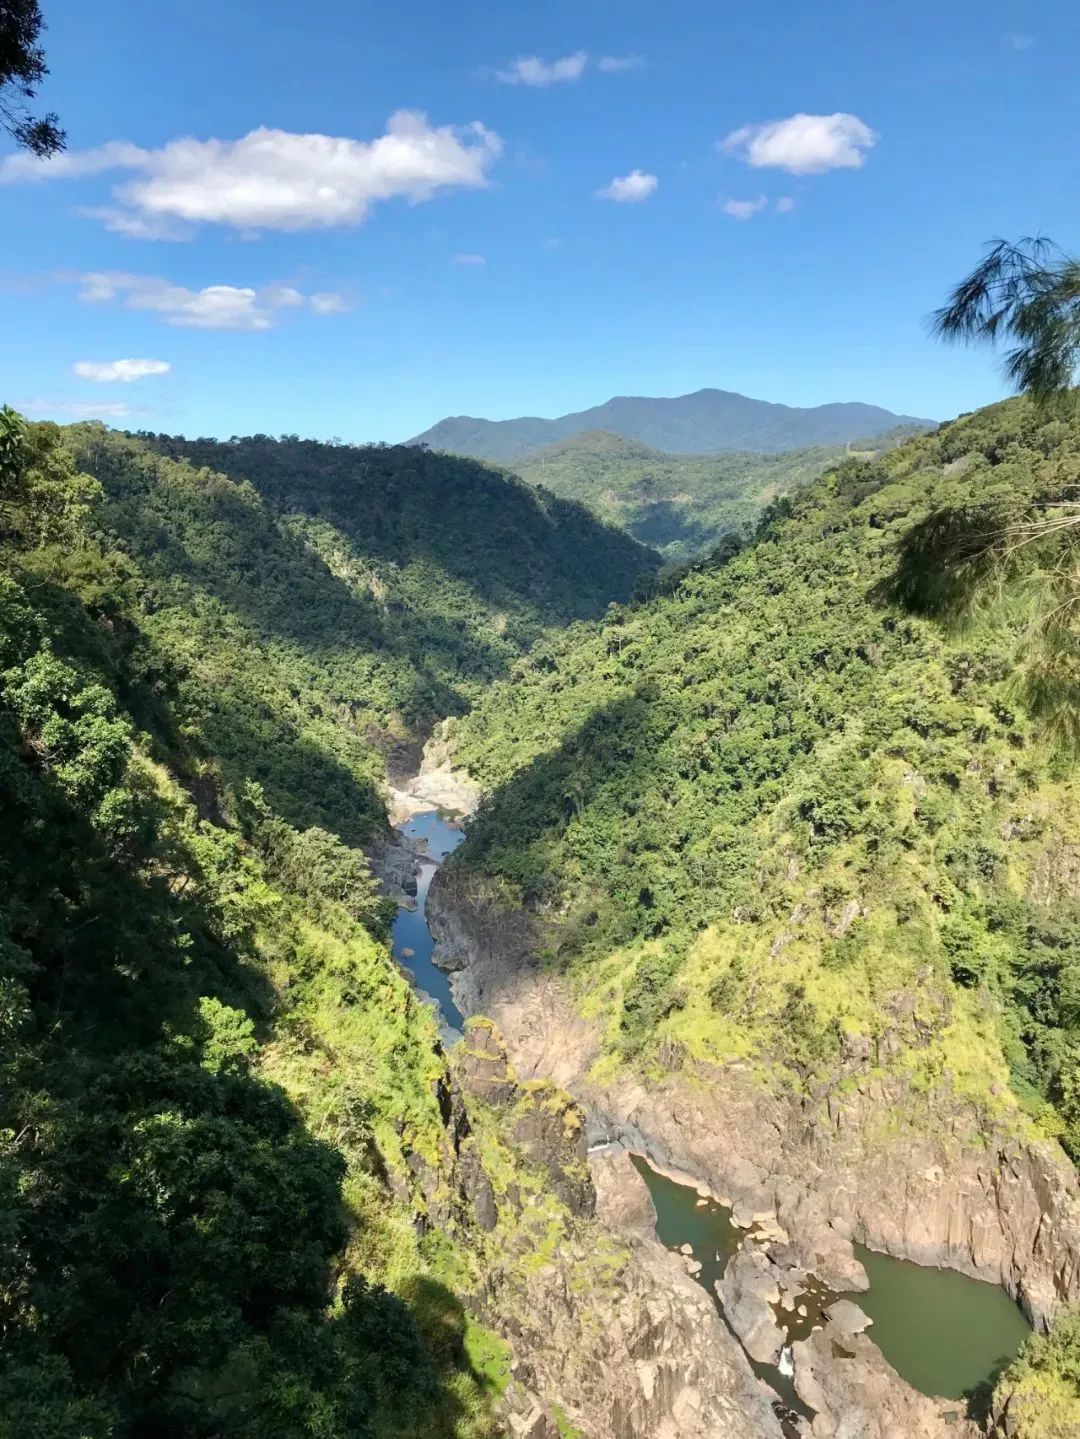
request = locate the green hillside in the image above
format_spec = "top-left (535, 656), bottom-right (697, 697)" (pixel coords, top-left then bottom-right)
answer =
top-left (512, 426), bottom-right (926, 561)
top-left (0, 415), bottom-right (646, 1438)
top-left (448, 397), bottom-right (1080, 1154)
top-left (58, 427), bottom-right (655, 844)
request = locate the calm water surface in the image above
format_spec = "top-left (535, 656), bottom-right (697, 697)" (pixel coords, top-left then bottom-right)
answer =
top-left (391, 810), bottom-right (466, 1031)
top-left (631, 1153), bottom-right (1030, 1404)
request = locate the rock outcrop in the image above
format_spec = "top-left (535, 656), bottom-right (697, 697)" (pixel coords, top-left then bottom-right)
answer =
top-left (792, 1311), bottom-right (977, 1438)
top-left (450, 1028), bottom-right (787, 1438)
top-left (428, 865), bottom-right (1080, 1328)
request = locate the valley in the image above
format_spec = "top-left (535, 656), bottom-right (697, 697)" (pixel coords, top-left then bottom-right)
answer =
top-left (4, 8), bottom-right (1077, 1437)
top-left (2, 391), bottom-right (1079, 1439)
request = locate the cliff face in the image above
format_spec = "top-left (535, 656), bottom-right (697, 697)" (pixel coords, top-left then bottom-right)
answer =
top-left (428, 866), bottom-right (1080, 1331)
top-left (444, 1020), bottom-right (785, 1439)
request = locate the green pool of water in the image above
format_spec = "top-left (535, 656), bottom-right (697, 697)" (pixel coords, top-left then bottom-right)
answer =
top-left (629, 1152), bottom-right (1031, 1406)
top-left (851, 1243), bottom-right (1031, 1400)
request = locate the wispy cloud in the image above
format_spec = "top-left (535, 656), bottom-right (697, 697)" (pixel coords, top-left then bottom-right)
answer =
top-left (453, 252), bottom-right (487, 266)
top-left (1005, 32), bottom-right (1034, 50)
top-left (721, 112), bottom-right (877, 175)
top-left (597, 55), bottom-right (644, 73)
top-left (496, 52), bottom-right (587, 87)
top-left (596, 169), bottom-right (658, 203)
top-left (73, 358), bottom-right (171, 383)
top-left (66, 272), bottom-right (350, 330)
top-left (495, 51), bottom-right (642, 85)
top-left (1, 112), bottom-right (502, 236)
top-left (722, 195), bottom-right (768, 221)
top-left (775, 196), bottom-right (796, 213)
top-left (18, 397), bottom-right (151, 421)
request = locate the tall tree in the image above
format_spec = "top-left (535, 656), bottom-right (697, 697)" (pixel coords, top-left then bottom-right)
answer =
top-left (934, 237), bottom-right (1080, 404)
top-left (0, 0), bottom-right (64, 157)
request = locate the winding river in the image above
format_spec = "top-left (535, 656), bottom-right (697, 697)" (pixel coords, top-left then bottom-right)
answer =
top-left (390, 805), bottom-right (1032, 1421)
top-left (391, 808), bottom-right (466, 1031)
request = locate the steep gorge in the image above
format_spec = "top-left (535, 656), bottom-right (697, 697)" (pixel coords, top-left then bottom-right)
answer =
top-left (4, 400), bottom-right (1079, 1438)
top-left (419, 397), bottom-right (1080, 1435)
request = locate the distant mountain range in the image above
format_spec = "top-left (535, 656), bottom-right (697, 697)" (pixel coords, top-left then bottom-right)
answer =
top-left (510, 425), bottom-right (924, 562)
top-left (408, 388), bottom-right (935, 461)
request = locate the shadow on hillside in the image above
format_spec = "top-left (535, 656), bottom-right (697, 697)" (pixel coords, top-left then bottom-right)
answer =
top-left (869, 502), bottom-right (1000, 624)
top-left (629, 498), bottom-right (716, 556)
top-left (0, 686), bottom-right (486, 1438)
top-left (145, 435), bottom-right (658, 617)
top-left (456, 684), bottom-right (695, 957)
top-left (87, 438), bottom-right (474, 719)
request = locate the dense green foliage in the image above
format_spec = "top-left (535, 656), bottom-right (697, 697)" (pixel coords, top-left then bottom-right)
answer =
top-left (0, 415), bottom-right (640, 1437)
top-left (55, 427), bottom-right (654, 849)
top-left (994, 1307), bottom-right (1080, 1436)
top-left (409, 387), bottom-right (932, 461)
top-left (512, 426), bottom-right (925, 561)
top-left (449, 398), bottom-right (1080, 1152)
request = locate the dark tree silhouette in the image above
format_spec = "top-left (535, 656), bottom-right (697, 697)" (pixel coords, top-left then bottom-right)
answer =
top-left (1, 0), bottom-right (64, 156)
top-left (933, 237), bottom-right (1080, 404)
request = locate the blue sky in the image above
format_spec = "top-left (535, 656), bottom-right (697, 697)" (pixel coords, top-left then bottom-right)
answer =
top-left (1, 0), bottom-right (1077, 442)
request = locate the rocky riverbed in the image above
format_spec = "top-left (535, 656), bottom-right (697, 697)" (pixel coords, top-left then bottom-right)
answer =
top-left (421, 857), bottom-right (1080, 1436)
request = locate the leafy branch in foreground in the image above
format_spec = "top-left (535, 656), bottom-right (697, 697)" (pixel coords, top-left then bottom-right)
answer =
top-left (923, 241), bottom-right (1080, 742)
top-left (0, 1), bottom-right (65, 156)
top-left (933, 236), bottom-right (1080, 404)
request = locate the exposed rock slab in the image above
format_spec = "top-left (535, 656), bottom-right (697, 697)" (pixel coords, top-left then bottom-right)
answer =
top-left (793, 1316), bottom-right (977, 1438)
top-left (427, 865), bottom-right (1080, 1328)
top-left (718, 1248), bottom-right (787, 1365)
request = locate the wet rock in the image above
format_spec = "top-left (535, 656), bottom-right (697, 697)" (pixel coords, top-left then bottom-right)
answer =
top-left (718, 1248), bottom-right (786, 1365)
top-left (824, 1299), bottom-right (872, 1334)
top-left (793, 1323), bottom-right (978, 1437)
top-left (369, 834), bottom-right (420, 907)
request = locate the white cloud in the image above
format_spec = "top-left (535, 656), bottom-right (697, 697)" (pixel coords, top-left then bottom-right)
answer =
top-left (309, 291), bottom-right (349, 314)
top-left (73, 358), bottom-right (171, 383)
top-left (78, 206), bottom-right (195, 241)
top-left (67, 272), bottom-right (349, 330)
top-left (1, 112), bottom-right (502, 235)
top-left (722, 195), bottom-right (767, 221)
top-left (721, 112), bottom-right (876, 175)
top-left (597, 55), bottom-right (644, 73)
top-left (19, 397), bottom-right (146, 421)
top-left (1006, 32), bottom-right (1034, 49)
top-left (775, 196), bottom-right (796, 213)
top-left (496, 51), bottom-right (587, 86)
top-left (597, 169), bottom-right (658, 203)
top-left (453, 252), bottom-right (486, 266)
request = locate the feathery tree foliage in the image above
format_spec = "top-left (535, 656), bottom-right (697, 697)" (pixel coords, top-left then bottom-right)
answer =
top-left (919, 241), bottom-right (1080, 744)
top-left (934, 238), bottom-right (1080, 404)
top-left (0, 0), bottom-right (64, 156)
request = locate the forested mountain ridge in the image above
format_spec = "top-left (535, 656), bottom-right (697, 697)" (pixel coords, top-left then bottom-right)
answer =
top-left (0, 414), bottom-right (657, 1437)
top-left (59, 427), bottom-right (655, 841)
top-left (511, 424), bottom-right (927, 561)
top-left (447, 394), bottom-right (1080, 1161)
top-left (409, 387), bottom-right (933, 461)
top-left (439, 394), bottom-right (1080, 1429)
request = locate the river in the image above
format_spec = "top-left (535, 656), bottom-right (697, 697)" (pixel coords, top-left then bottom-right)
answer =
top-left (391, 808), bottom-right (467, 1031)
top-left (391, 807), bottom-right (1032, 1420)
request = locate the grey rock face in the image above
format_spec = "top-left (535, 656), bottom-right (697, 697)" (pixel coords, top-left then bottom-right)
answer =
top-left (718, 1249), bottom-right (787, 1364)
top-left (793, 1317), bottom-right (977, 1438)
top-left (429, 864), bottom-right (1080, 1329)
